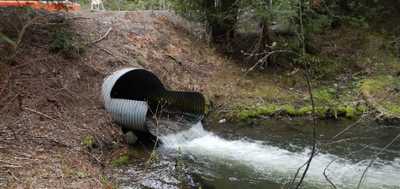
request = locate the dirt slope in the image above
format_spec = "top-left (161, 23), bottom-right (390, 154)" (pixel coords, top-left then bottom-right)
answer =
top-left (0, 10), bottom-right (228, 188)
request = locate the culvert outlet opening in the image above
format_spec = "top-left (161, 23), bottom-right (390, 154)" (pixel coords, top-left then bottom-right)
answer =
top-left (102, 68), bottom-right (206, 132)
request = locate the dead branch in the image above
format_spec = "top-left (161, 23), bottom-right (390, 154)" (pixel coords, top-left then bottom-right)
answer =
top-left (318, 111), bottom-right (371, 188)
top-left (329, 112), bottom-right (370, 141)
top-left (89, 27), bottom-right (112, 45)
top-left (96, 45), bottom-right (146, 68)
top-left (0, 72), bottom-right (11, 98)
top-left (0, 160), bottom-right (23, 168)
top-left (323, 145), bottom-right (370, 189)
top-left (292, 68), bottom-right (317, 189)
top-left (166, 54), bottom-right (183, 65)
top-left (292, 1), bottom-right (317, 187)
top-left (22, 107), bottom-right (57, 121)
top-left (288, 160), bottom-right (308, 187)
top-left (96, 45), bottom-right (129, 64)
top-left (357, 133), bottom-right (400, 189)
top-left (0, 32), bottom-right (17, 48)
top-left (66, 16), bottom-right (91, 20)
top-left (244, 50), bottom-right (296, 76)
top-left (15, 16), bottom-right (43, 51)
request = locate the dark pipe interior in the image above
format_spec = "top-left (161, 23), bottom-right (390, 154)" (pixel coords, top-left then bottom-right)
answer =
top-left (111, 69), bottom-right (166, 101)
top-left (110, 69), bottom-right (205, 116)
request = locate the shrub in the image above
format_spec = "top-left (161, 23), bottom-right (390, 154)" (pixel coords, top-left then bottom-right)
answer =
top-left (49, 29), bottom-right (84, 59)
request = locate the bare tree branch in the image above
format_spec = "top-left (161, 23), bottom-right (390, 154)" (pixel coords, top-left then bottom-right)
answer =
top-left (357, 133), bottom-right (400, 189)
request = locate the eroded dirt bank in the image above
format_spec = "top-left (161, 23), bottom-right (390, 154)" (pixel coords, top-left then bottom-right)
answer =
top-left (0, 10), bottom-right (230, 188)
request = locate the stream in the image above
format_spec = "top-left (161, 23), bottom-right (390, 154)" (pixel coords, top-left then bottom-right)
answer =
top-left (113, 119), bottom-right (400, 189)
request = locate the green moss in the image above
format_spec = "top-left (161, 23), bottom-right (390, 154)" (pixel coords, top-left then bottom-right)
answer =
top-left (81, 135), bottom-right (95, 149)
top-left (281, 104), bottom-right (297, 116)
top-left (111, 154), bottom-right (130, 167)
top-left (360, 76), bottom-right (400, 117)
top-left (356, 104), bottom-right (368, 113)
top-left (360, 76), bottom-right (392, 93)
top-left (313, 87), bottom-right (337, 106)
top-left (314, 106), bottom-right (329, 117)
top-left (341, 106), bottom-right (356, 118)
top-left (75, 171), bottom-right (89, 178)
top-left (237, 104), bottom-right (279, 120)
top-left (256, 105), bottom-right (278, 115)
top-left (385, 104), bottom-right (400, 115)
top-left (298, 106), bottom-right (312, 115)
top-left (235, 102), bottom-right (367, 120)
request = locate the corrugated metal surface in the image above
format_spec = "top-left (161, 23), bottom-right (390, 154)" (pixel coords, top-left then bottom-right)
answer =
top-left (102, 68), bottom-right (149, 131)
top-left (101, 67), bottom-right (206, 133)
top-left (107, 99), bottom-right (148, 131)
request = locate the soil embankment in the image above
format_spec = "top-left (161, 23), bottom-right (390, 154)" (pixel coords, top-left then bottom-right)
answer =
top-left (0, 10), bottom-right (226, 188)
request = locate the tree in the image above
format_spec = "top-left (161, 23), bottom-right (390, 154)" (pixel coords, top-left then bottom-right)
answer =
top-left (172, 0), bottom-right (239, 44)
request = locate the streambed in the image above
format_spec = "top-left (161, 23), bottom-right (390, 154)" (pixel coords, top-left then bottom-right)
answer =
top-left (112, 119), bottom-right (400, 189)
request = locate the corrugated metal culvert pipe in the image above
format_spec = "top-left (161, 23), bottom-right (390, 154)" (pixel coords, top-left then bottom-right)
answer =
top-left (102, 67), bottom-right (206, 132)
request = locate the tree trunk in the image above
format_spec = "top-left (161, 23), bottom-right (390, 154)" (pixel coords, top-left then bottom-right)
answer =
top-left (260, 19), bottom-right (272, 50)
top-left (204, 0), bottom-right (238, 44)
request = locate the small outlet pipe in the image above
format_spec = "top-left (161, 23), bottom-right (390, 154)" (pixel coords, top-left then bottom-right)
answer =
top-left (102, 67), bottom-right (205, 132)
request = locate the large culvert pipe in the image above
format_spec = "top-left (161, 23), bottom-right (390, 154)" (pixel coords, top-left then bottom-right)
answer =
top-left (102, 67), bottom-right (205, 132)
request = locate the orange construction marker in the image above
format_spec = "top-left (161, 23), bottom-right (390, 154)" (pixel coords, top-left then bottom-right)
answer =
top-left (0, 1), bottom-right (80, 11)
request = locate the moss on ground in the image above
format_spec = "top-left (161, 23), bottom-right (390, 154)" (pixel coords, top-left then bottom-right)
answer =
top-left (81, 135), bottom-right (95, 149)
top-left (235, 103), bottom-right (365, 120)
top-left (360, 75), bottom-right (400, 118)
top-left (111, 154), bottom-right (130, 167)
top-left (234, 85), bottom-right (368, 120)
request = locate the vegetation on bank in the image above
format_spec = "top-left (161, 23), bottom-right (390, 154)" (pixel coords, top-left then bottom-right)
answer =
top-left (236, 103), bottom-right (367, 120)
top-left (160, 0), bottom-right (400, 122)
top-left (360, 76), bottom-right (400, 118)
top-left (234, 85), bottom-right (368, 120)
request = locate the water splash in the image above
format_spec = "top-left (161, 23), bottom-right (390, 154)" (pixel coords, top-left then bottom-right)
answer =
top-left (160, 122), bottom-right (400, 189)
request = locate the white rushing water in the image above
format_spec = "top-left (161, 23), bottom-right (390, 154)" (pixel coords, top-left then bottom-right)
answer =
top-left (160, 122), bottom-right (400, 189)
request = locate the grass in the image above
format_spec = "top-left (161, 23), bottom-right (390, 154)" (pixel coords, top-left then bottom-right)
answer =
top-left (111, 154), bottom-right (130, 167)
top-left (359, 76), bottom-right (394, 93)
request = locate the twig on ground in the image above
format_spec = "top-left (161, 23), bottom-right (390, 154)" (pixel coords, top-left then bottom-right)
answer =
top-left (166, 54), bottom-right (183, 65)
top-left (89, 27), bottom-right (112, 45)
top-left (0, 160), bottom-right (23, 168)
top-left (96, 45), bottom-right (129, 64)
top-left (22, 107), bottom-right (57, 121)
top-left (15, 16), bottom-right (43, 51)
top-left (8, 170), bottom-right (20, 182)
top-left (66, 16), bottom-right (91, 20)
top-left (0, 70), bottom-right (9, 95)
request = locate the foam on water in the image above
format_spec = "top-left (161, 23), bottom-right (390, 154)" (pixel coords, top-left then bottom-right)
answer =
top-left (160, 122), bottom-right (400, 189)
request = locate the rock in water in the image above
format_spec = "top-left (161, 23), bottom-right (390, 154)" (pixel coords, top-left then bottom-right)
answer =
top-left (125, 131), bottom-right (138, 145)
